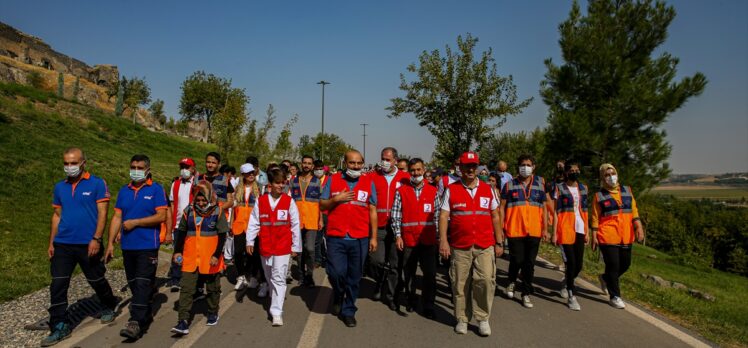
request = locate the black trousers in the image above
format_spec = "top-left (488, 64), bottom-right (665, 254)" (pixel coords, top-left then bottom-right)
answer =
top-left (122, 249), bottom-right (158, 326)
top-left (507, 236), bottom-right (541, 295)
top-left (233, 233), bottom-right (250, 278)
top-left (400, 244), bottom-right (437, 310)
top-left (600, 244), bottom-right (632, 298)
top-left (298, 229), bottom-right (318, 279)
top-left (561, 233), bottom-right (586, 293)
top-left (49, 243), bottom-right (117, 328)
top-left (369, 225), bottom-right (401, 302)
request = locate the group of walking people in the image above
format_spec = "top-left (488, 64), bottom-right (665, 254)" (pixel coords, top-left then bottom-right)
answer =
top-left (42, 145), bottom-right (644, 346)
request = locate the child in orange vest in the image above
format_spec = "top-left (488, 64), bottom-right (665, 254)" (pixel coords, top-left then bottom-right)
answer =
top-left (246, 168), bottom-right (301, 326)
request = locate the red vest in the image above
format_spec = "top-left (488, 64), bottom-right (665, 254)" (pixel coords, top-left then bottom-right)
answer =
top-left (326, 173), bottom-right (372, 239)
top-left (399, 183), bottom-right (438, 247)
top-left (447, 182), bottom-right (496, 249)
top-left (372, 170), bottom-right (411, 228)
top-left (171, 177), bottom-right (196, 228)
top-left (257, 194), bottom-right (293, 257)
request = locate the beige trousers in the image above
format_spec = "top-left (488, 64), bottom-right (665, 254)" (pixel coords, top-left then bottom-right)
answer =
top-left (449, 246), bottom-right (496, 322)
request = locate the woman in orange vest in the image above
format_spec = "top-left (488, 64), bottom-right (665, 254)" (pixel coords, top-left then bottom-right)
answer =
top-left (552, 160), bottom-right (588, 311)
top-left (246, 168), bottom-right (302, 326)
top-left (231, 163), bottom-right (263, 291)
top-left (171, 184), bottom-right (229, 335)
top-left (590, 163), bottom-right (645, 309)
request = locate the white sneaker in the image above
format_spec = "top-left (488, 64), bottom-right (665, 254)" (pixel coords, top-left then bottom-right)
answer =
top-left (505, 282), bottom-right (515, 299)
top-left (234, 276), bottom-right (246, 291)
top-left (522, 295), bottom-right (534, 309)
top-left (247, 277), bottom-right (259, 289)
top-left (272, 315), bottom-right (283, 326)
top-left (258, 283), bottom-right (269, 298)
top-left (478, 320), bottom-right (491, 336)
top-left (454, 321), bottom-right (468, 334)
top-left (598, 274), bottom-right (609, 295)
top-left (568, 296), bottom-right (581, 311)
top-left (560, 281), bottom-right (568, 299)
top-left (610, 296), bottom-right (626, 309)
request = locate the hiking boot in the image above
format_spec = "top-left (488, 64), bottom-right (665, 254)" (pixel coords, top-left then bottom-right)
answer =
top-left (610, 296), bottom-right (626, 309)
top-left (454, 321), bottom-right (468, 334)
top-left (206, 313), bottom-right (219, 326)
top-left (478, 320), bottom-right (491, 336)
top-left (522, 295), bottom-right (534, 309)
top-left (40, 322), bottom-right (71, 347)
top-left (568, 296), bottom-right (581, 311)
top-left (505, 282), bottom-right (515, 299)
top-left (100, 307), bottom-right (116, 324)
top-left (170, 320), bottom-right (190, 335)
top-left (119, 321), bottom-right (141, 340)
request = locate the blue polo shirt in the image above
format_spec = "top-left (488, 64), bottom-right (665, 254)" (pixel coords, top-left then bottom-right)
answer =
top-left (115, 179), bottom-right (168, 250)
top-left (52, 172), bottom-right (110, 244)
top-left (321, 172), bottom-right (377, 239)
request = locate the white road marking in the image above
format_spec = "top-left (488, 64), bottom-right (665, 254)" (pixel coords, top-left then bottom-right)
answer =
top-left (295, 276), bottom-right (332, 348)
top-left (171, 289), bottom-right (238, 348)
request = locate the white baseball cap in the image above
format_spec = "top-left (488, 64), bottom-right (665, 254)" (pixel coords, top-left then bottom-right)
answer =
top-left (240, 163), bottom-right (255, 174)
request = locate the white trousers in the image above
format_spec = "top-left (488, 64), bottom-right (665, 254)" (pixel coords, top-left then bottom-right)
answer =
top-left (261, 254), bottom-right (291, 316)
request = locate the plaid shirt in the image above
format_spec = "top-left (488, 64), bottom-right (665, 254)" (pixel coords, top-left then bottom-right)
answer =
top-left (391, 184), bottom-right (428, 237)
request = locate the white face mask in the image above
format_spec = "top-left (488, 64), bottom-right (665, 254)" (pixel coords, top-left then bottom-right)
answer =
top-left (379, 160), bottom-right (392, 173)
top-left (411, 175), bottom-right (423, 185)
top-left (313, 169), bottom-right (324, 178)
top-left (180, 169), bottom-right (192, 180)
top-left (606, 175), bottom-right (618, 187)
top-left (130, 169), bottom-right (148, 182)
top-left (64, 165), bottom-right (82, 178)
top-left (519, 165), bottom-right (533, 178)
top-left (346, 168), bottom-right (362, 179)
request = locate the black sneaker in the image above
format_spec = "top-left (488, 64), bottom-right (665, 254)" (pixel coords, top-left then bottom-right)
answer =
top-left (331, 297), bottom-right (342, 316)
top-left (170, 320), bottom-right (190, 335)
top-left (119, 321), bottom-right (141, 340)
top-left (343, 316), bottom-right (357, 327)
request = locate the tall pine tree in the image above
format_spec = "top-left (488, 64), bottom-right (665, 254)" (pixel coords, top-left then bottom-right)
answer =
top-left (541, 0), bottom-right (707, 191)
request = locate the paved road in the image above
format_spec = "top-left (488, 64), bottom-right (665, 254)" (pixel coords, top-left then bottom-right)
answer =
top-left (64, 255), bottom-right (707, 348)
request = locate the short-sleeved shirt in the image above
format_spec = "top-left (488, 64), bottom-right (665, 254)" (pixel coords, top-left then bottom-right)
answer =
top-left (115, 179), bottom-right (168, 250)
top-left (52, 172), bottom-right (110, 244)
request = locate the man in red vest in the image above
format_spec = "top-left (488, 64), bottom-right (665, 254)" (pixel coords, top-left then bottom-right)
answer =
top-left (369, 147), bottom-right (410, 311)
top-left (438, 151), bottom-right (503, 337)
top-left (320, 150), bottom-right (378, 328)
top-left (166, 157), bottom-right (198, 291)
top-left (392, 158), bottom-right (438, 319)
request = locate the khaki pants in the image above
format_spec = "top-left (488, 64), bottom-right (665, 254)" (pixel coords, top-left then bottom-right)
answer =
top-left (449, 246), bottom-right (496, 322)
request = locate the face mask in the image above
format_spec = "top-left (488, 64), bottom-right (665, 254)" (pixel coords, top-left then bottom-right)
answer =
top-left (519, 165), bottom-right (533, 178)
top-left (567, 172), bottom-right (580, 182)
top-left (411, 175), bottom-right (423, 185)
top-left (455, 168), bottom-right (462, 177)
top-left (180, 169), bottom-right (192, 180)
top-left (64, 165), bottom-right (82, 178)
top-left (346, 168), bottom-right (362, 179)
top-left (130, 169), bottom-right (148, 182)
top-left (606, 175), bottom-right (618, 187)
top-left (194, 201), bottom-right (213, 215)
top-left (379, 160), bottom-right (392, 172)
top-left (478, 175), bottom-right (489, 182)
top-left (313, 169), bottom-right (324, 178)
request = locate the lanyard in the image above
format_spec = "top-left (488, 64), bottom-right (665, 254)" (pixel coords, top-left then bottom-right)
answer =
top-left (193, 214), bottom-right (203, 236)
top-left (521, 176), bottom-right (534, 204)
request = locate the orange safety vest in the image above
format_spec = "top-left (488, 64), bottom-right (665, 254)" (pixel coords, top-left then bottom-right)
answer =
top-left (257, 194), bottom-right (293, 256)
top-left (372, 170), bottom-right (410, 228)
top-left (595, 186), bottom-right (635, 245)
top-left (399, 183), bottom-right (438, 247)
top-left (182, 207), bottom-right (225, 274)
top-left (503, 176), bottom-right (546, 238)
top-left (554, 182), bottom-right (588, 245)
top-left (326, 173), bottom-right (372, 239)
top-left (231, 186), bottom-right (256, 235)
top-left (447, 182), bottom-right (496, 249)
top-left (290, 175), bottom-right (322, 230)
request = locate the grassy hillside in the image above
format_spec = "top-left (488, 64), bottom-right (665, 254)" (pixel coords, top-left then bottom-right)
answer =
top-left (0, 82), bottom-right (215, 302)
top-left (540, 243), bottom-right (748, 347)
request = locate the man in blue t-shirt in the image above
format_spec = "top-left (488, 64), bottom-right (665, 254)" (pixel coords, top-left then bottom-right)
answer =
top-left (42, 147), bottom-right (118, 347)
top-left (105, 154), bottom-right (167, 340)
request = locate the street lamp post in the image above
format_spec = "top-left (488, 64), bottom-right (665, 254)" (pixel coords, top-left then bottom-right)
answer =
top-left (361, 123), bottom-right (368, 164)
top-left (317, 80), bottom-right (330, 161)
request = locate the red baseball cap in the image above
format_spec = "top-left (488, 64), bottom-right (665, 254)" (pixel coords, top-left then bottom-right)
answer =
top-left (179, 157), bottom-right (195, 167)
top-left (459, 151), bottom-right (480, 165)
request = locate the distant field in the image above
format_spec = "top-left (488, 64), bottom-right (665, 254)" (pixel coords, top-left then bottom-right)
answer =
top-left (652, 185), bottom-right (748, 200)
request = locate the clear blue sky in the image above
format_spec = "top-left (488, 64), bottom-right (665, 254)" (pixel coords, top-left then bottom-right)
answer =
top-left (2, 0), bottom-right (746, 173)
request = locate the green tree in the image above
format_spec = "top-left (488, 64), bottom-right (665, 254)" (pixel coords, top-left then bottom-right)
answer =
top-left (120, 76), bottom-right (151, 116)
top-left (480, 128), bottom-right (548, 176)
top-left (387, 33), bottom-right (532, 167)
top-left (72, 76), bottom-right (80, 101)
top-left (212, 88), bottom-right (249, 163)
top-left (57, 72), bottom-right (64, 97)
top-left (115, 82), bottom-right (124, 116)
top-left (179, 71), bottom-right (232, 138)
top-left (297, 132), bottom-right (352, 166)
top-left (148, 99), bottom-right (166, 128)
top-left (243, 104), bottom-right (276, 165)
top-left (26, 71), bottom-right (44, 89)
top-left (540, 0), bottom-right (707, 192)
top-left (271, 114), bottom-right (299, 162)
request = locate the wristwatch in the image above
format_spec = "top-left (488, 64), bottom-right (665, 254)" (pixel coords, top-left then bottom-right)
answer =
top-left (92, 237), bottom-right (103, 244)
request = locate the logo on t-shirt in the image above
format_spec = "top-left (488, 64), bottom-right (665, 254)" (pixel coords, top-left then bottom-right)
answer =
top-left (277, 210), bottom-right (288, 221)
top-left (143, 196), bottom-right (153, 200)
top-left (479, 197), bottom-right (490, 209)
top-left (423, 203), bottom-right (432, 213)
top-left (357, 191), bottom-right (369, 203)
top-left (82, 191), bottom-right (92, 196)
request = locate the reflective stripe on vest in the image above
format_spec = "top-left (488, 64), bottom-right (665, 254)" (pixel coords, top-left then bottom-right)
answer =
top-left (597, 186), bottom-right (633, 216)
top-left (182, 207), bottom-right (224, 274)
top-left (555, 183), bottom-right (588, 213)
top-left (257, 194), bottom-right (293, 256)
top-left (447, 182), bottom-right (495, 249)
top-left (326, 173), bottom-right (372, 238)
top-left (503, 176), bottom-right (546, 238)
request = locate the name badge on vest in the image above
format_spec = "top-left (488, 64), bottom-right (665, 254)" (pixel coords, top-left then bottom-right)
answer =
top-left (479, 197), bottom-right (490, 209)
top-left (277, 210), bottom-right (289, 221)
top-left (357, 191), bottom-right (369, 203)
top-left (396, 182), bottom-right (402, 189)
top-left (423, 203), bottom-right (432, 213)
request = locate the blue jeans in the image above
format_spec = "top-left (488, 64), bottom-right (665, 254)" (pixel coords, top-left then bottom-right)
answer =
top-left (325, 236), bottom-right (369, 317)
